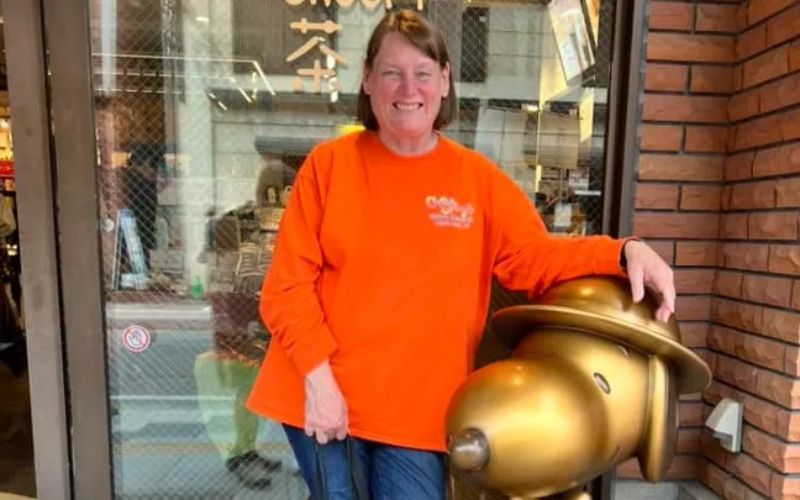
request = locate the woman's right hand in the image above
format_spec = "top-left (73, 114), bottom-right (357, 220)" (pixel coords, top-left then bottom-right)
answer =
top-left (304, 360), bottom-right (349, 444)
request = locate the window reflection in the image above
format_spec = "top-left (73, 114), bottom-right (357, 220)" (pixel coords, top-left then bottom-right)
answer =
top-left (90, 1), bottom-right (615, 497)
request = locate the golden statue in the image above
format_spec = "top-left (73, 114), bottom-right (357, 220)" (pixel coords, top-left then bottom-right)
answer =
top-left (446, 277), bottom-right (711, 500)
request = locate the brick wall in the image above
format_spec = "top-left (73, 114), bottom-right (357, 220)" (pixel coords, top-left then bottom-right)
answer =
top-left (623, 0), bottom-right (800, 498)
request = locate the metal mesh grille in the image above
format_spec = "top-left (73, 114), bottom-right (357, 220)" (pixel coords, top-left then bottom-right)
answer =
top-left (88, 1), bottom-right (617, 498)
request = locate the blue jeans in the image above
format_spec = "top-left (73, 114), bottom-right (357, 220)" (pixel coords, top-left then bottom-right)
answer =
top-left (283, 425), bottom-right (446, 500)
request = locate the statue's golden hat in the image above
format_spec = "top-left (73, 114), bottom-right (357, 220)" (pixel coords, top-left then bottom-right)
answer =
top-left (491, 276), bottom-right (711, 394)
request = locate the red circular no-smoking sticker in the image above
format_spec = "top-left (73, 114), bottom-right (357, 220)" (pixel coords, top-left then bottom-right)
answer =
top-left (121, 325), bottom-right (152, 353)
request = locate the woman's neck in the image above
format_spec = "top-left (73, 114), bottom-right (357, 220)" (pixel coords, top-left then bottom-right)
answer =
top-left (377, 130), bottom-right (438, 157)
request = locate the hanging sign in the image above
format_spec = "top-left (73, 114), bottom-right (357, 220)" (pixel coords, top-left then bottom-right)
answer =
top-left (121, 324), bottom-right (152, 353)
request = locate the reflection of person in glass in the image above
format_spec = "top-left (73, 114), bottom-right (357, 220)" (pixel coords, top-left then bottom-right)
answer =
top-left (122, 144), bottom-right (159, 268)
top-left (194, 161), bottom-right (291, 490)
top-left (247, 10), bottom-right (675, 499)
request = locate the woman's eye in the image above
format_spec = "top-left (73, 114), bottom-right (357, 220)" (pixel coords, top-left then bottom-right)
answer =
top-left (417, 72), bottom-right (431, 80)
top-left (382, 70), bottom-right (400, 78)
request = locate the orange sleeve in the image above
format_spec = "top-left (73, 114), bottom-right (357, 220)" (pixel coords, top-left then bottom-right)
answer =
top-left (259, 153), bottom-right (337, 375)
top-left (487, 166), bottom-right (627, 299)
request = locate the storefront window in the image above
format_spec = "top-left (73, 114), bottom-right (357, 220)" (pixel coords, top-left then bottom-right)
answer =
top-left (89, 0), bottom-right (614, 497)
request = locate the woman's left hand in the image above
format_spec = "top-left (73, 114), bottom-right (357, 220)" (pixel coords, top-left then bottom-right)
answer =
top-left (623, 240), bottom-right (675, 323)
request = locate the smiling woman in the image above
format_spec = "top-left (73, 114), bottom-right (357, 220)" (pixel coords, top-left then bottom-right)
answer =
top-left (357, 12), bottom-right (456, 156)
top-left (244, 7), bottom-right (674, 500)
top-left (27, 0), bottom-right (637, 498)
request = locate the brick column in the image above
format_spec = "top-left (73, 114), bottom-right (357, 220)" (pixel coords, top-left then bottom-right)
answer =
top-left (622, 0), bottom-right (800, 498)
top-left (618, 0), bottom-right (737, 482)
top-left (702, 2), bottom-right (800, 499)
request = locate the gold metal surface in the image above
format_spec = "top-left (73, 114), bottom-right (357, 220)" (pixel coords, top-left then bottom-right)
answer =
top-left (446, 276), bottom-right (712, 499)
top-left (491, 276), bottom-right (710, 394)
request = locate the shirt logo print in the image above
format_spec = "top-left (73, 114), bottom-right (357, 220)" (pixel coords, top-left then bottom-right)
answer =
top-left (425, 195), bottom-right (475, 229)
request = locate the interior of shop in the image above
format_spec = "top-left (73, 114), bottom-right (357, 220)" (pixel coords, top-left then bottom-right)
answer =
top-left (0, 4), bottom-right (36, 498)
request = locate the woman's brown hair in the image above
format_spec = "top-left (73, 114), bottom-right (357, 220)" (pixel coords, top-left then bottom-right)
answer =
top-left (357, 10), bottom-right (458, 131)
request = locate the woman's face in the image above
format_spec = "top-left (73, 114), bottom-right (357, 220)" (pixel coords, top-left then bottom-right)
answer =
top-left (362, 32), bottom-right (450, 150)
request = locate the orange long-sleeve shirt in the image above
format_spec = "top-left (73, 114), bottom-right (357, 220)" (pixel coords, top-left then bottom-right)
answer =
top-left (246, 131), bottom-right (626, 451)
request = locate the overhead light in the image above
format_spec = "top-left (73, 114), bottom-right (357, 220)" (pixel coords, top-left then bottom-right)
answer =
top-left (522, 103), bottom-right (539, 114)
top-left (195, 16), bottom-right (210, 23)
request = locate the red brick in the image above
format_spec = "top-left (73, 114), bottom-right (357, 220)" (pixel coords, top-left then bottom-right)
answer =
top-left (748, 211), bottom-right (798, 240)
top-left (684, 126), bottom-right (728, 153)
top-left (708, 324), bottom-right (738, 354)
top-left (794, 281), bottom-right (800, 310)
top-left (650, 2), bottom-right (694, 31)
top-left (744, 426), bottom-right (800, 473)
top-left (743, 426), bottom-right (782, 468)
top-left (724, 152), bottom-right (754, 181)
top-left (696, 4), bottom-right (739, 32)
top-left (720, 213), bottom-right (748, 239)
top-left (676, 241), bottom-right (719, 266)
top-left (715, 353), bottom-right (759, 393)
top-left (702, 461), bottom-right (730, 497)
top-left (680, 185), bottom-right (721, 210)
top-left (690, 65), bottom-right (733, 94)
top-left (733, 64), bottom-right (744, 92)
top-left (714, 298), bottom-right (764, 332)
top-left (644, 239), bottom-right (675, 264)
top-left (677, 428), bottom-right (701, 453)
top-left (734, 113), bottom-right (783, 151)
top-left (737, 24), bottom-right (767, 60)
top-left (746, 0), bottom-right (796, 27)
top-left (753, 143), bottom-right (800, 177)
top-left (643, 94), bottom-right (728, 123)
top-left (787, 409), bottom-right (800, 441)
top-left (638, 154), bottom-right (723, 181)
top-left (785, 345), bottom-right (800, 375)
top-left (766, 4), bottom-right (800, 46)
top-left (733, 436), bottom-right (778, 494)
top-left (644, 64), bottom-right (688, 92)
top-left (743, 45), bottom-right (790, 88)
top-left (720, 186), bottom-right (732, 210)
top-left (777, 178), bottom-right (800, 207)
top-left (769, 245), bottom-right (800, 276)
top-left (640, 124), bottom-right (683, 152)
top-left (728, 90), bottom-right (760, 122)
top-left (680, 400), bottom-right (704, 426)
top-left (756, 369), bottom-right (800, 408)
top-left (635, 183), bottom-right (679, 210)
top-left (615, 458), bottom-right (640, 479)
top-left (782, 108), bottom-right (800, 142)
top-left (648, 33), bottom-right (736, 64)
top-left (760, 72), bottom-right (800, 114)
top-left (729, 180), bottom-right (776, 209)
top-left (792, 40), bottom-right (800, 71)
top-left (772, 475), bottom-right (800, 499)
top-left (676, 295), bottom-right (712, 321)
top-left (743, 274), bottom-right (793, 308)
top-left (722, 243), bottom-right (769, 271)
top-left (738, 330), bottom-right (785, 372)
top-left (680, 321), bottom-right (708, 347)
top-left (633, 213), bottom-right (720, 239)
top-left (762, 307), bottom-right (800, 343)
top-left (674, 269), bottom-right (715, 294)
top-left (714, 271), bottom-right (743, 297)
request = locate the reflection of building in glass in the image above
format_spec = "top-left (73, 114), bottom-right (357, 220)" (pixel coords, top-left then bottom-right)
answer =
top-left (92, 0), bottom-right (612, 293)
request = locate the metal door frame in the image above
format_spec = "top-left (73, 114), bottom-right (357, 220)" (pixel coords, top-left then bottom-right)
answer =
top-left (2, 1), bottom-right (648, 499)
top-left (3, 0), bottom-right (112, 498)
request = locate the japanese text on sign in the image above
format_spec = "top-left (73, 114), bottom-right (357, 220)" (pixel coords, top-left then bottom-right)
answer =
top-left (285, 0), bottom-right (425, 94)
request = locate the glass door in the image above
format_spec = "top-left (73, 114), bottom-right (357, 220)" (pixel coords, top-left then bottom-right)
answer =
top-left (33, 0), bottom-right (626, 497)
